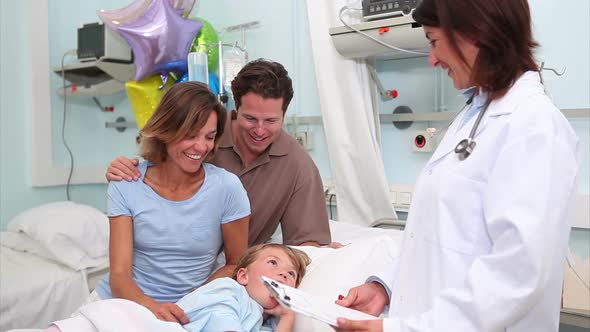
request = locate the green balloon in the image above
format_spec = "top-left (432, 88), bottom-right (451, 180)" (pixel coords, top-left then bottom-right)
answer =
top-left (190, 17), bottom-right (219, 72)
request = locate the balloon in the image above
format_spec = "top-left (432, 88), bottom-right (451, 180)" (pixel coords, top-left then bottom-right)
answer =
top-left (97, 0), bottom-right (192, 30)
top-left (208, 72), bottom-right (220, 96)
top-left (154, 59), bottom-right (188, 88)
top-left (169, 0), bottom-right (196, 18)
top-left (190, 18), bottom-right (219, 72)
top-left (175, 71), bottom-right (220, 96)
top-left (116, 0), bottom-right (202, 81)
top-left (97, 0), bottom-right (151, 31)
top-left (177, 72), bottom-right (190, 83)
top-left (126, 73), bottom-right (175, 129)
top-left (154, 59), bottom-right (188, 74)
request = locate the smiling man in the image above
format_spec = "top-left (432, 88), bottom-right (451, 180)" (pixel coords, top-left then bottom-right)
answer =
top-left (107, 59), bottom-right (331, 247)
top-left (214, 59), bottom-right (331, 246)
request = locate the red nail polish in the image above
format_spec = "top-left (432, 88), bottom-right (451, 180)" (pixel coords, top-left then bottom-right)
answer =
top-left (338, 294), bottom-right (344, 300)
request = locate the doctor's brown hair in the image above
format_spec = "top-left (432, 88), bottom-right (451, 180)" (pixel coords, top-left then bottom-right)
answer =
top-left (137, 82), bottom-right (226, 163)
top-left (232, 243), bottom-right (311, 287)
top-left (413, 0), bottom-right (539, 101)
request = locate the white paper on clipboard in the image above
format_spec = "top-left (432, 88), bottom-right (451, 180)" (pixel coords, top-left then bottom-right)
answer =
top-left (261, 276), bottom-right (379, 327)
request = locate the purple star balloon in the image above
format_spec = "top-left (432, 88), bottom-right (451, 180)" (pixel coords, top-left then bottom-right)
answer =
top-left (97, 0), bottom-right (152, 31)
top-left (116, 0), bottom-right (202, 81)
top-left (97, 0), bottom-right (196, 31)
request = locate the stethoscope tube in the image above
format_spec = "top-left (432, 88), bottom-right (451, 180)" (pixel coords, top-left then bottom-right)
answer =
top-left (453, 96), bottom-right (491, 161)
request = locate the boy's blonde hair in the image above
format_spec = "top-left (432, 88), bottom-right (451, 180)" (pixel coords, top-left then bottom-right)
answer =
top-left (232, 243), bottom-right (311, 287)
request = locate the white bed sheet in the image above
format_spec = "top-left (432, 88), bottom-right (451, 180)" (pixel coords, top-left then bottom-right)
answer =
top-left (4, 221), bottom-right (404, 332)
top-left (0, 246), bottom-right (89, 332)
top-left (270, 219), bottom-right (404, 245)
top-left (292, 221), bottom-right (403, 331)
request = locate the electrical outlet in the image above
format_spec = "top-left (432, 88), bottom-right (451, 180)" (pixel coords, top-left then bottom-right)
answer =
top-left (412, 130), bottom-right (435, 153)
top-left (389, 190), bottom-right (397, 205)
top-left (399, 192), bottom-right (412, 205)
top-left (294, 131), bottom-right (313, 150)
top-left (390, 184), bottom-right (414, 212)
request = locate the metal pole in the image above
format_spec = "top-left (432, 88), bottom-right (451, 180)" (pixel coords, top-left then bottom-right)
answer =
top-left (217, 41), bottom-right (228, 104)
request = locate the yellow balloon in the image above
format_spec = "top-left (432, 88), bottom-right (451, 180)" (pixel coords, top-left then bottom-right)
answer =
top-left (126, 74), bottom-right (175, 129)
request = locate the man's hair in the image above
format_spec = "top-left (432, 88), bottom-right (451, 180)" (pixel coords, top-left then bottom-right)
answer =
top-left (232, 243), bottom-right (311, 287)
top-left (413, 0), bottom-right (539, 100)
top-left (137, 82), bottom-right (226, 163)
top-left (231, 59), bottom-right (294, 114)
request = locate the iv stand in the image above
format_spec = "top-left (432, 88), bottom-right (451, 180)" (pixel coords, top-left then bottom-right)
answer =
top-left (217, 41), bottom-right (227, 104)
top-left (201, 42), bottom-right (247, 105)
top-left (202, 21), bottom-right (259, 106)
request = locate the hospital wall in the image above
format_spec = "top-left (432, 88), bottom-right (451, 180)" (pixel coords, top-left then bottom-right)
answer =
top-left (0, 0), bottom-right (325, 227)
top-left (1, 0), bottom-right (588, 259)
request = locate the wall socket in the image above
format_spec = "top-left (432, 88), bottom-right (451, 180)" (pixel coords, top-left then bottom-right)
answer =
top-left (412, 130), bottom-right (435, 153)
top-left (294, 131), bottom-right (313, 150)
top-left (389, 183), bottom-right (415, 212)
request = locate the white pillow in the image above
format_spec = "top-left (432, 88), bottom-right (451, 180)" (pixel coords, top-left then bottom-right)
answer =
top-left (5, 201), bottom-right (109, 270)
top-left (293, 234), bottom-right (401, 332)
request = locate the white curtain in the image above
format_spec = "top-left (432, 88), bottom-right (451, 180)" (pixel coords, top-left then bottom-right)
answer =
top-left (305, 0), bottom-right (397, 226)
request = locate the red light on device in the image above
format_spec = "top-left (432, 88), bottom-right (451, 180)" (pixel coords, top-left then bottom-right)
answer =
top-left (390, 90), bottom-right (399, 98)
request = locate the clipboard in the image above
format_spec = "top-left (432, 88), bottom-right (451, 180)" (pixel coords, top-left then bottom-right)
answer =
top-left (261, 276), bottom-right (379, 327)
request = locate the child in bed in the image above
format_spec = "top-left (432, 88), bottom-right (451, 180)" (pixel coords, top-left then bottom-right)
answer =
top-left (45, 243), bottom-right (310, 332)
top-left (177, 243), bottom-right (311, 332)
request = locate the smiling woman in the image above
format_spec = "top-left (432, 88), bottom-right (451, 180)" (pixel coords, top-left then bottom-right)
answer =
top-left (93, 82), bottom-right (252, 323)
top-left (333, 0), bottom-right (580, 331)
top-left (424, 28), bottom-right (480, 89)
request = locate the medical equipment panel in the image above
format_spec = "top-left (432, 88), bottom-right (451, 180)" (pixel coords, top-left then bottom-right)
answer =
top-left (362, 0), bottom-right (420, 20)
top-left (329, 16), bottom-right (428, 59)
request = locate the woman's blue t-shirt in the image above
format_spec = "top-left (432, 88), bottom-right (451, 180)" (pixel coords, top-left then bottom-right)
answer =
top-left (96, 161), bottom-right (250, 303)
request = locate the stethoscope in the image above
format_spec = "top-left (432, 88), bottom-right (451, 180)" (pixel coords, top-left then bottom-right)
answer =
top-left (453, 93), bottom-right (492, 161)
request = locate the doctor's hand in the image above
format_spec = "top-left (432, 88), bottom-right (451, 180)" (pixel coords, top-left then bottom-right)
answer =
top-left (335, 318), bottom-right (383, 332)
top-left (105, 156), bottom-right (141, 182)
top-left (335, 282), bottom-right (389, 316)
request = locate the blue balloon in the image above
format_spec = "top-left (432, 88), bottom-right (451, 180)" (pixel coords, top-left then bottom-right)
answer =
top-left (177, 72), bottom-right (189, 83)
top-left (154, 59), bottom-right (188, 76)
top-left (208, 72), bottom-right (220, 95)
top-left (174, 71), bottom-right (221, 96)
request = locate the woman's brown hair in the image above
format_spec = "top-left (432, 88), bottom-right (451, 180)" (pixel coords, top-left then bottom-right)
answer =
top-left (137, 82), bottom-right (226, 163)
top-left (413, 0), bottom-right (539, 100)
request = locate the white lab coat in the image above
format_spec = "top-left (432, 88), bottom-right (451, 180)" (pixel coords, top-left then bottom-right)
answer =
top-left (377, 71), bottom-right (579, 331)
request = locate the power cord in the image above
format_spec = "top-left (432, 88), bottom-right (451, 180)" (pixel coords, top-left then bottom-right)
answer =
top-left (60, 49), bottom-right (78, 201)
top-left (338, 6), bottom-right (428, 57)
top-left (565, 248), bottom-right (590, 290)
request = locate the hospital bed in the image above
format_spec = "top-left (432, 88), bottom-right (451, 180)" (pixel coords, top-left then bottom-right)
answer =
top-left (1, 201), bottom-right (404, 332)
top-left (0, 202), bottom-right (110, 332)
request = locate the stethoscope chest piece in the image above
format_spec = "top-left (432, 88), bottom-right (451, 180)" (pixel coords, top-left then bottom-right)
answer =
top-left (455, 138), bottom-right (476, 160)
top-left (452, 96), bottom-right (491, 161)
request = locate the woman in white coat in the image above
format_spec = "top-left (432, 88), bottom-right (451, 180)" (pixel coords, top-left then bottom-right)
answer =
top-left (335, 0), bottom-right (579, 331)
